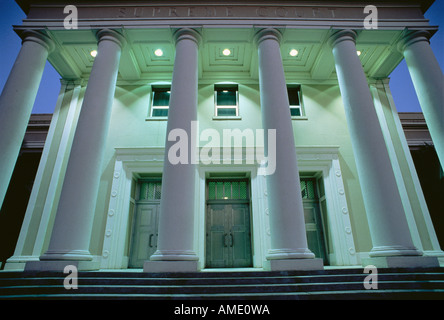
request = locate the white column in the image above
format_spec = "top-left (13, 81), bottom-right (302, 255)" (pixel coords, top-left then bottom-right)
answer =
top-left (145, 28), bottom-right (201, 272)
top-left (328, 30), bottom-right (438, 268)
top-left (0, 30), bottom-right (54, 209)
top-left (37, 29), bottom-right (125, 267)
top-left (398, 30), bottom-right (444, 169)
top-left (255, 28), bottom-right (322, 271)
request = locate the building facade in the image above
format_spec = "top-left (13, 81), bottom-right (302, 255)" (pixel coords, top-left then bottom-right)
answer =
top-left (1, 0), bottom-right (443, 272)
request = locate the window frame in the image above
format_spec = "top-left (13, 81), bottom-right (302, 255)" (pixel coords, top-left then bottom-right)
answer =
top-left (287, 84), bottom-right (306, 119)
top-left (213, 84), bottom-right (241, 120)
top-left (149, 85), bottom-right (171, 119)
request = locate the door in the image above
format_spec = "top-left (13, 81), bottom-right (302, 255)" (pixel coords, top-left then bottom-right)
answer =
top-left (205, 179), bottom-right (253, 268)
top-left (128, 203), bottom-right (159, 268)
top-left (128, 179), bottom-right (161, 268)
top-left (301, 178), bottom-right (329, 264)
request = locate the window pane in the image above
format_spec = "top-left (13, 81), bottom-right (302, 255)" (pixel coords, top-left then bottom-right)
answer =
top-left (208, 182), bottom-right (216, 200)
top-left (300, 179), bottom-right (316, 199)
top-left (153, 90), bottom-right (170, 106)
top-left (287, 87), bottom-right (300, 106)
top-left (152, 108), bottom-right (169, 117)
top-left (216, 182), bottom-right (224, 199)
top-left (154, 182), bottom-right (162, 199)
top-left (232, 181), bottom-right (240, 199)
top-left (239, 181), bottom-right (247, 199)
top-left (290, 107), bottom-right (301, 117)
top-left (216, 90), bottom-right (237, 106)
top-left (217, 108), bottom-right (237, 117)
top-left (224, 181), bottom-right (231, 199)
top-left (139, 183), bottom-right (148, 200)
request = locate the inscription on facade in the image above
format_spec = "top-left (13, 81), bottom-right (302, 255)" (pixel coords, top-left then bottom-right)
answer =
top-left (25, 4), bottom-right (423, 25)
top-left (116, 6), bottom-right (338, 19)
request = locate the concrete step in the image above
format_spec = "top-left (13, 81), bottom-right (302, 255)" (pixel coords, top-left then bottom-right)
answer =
top-left (1, 267), bottom-right (444, 300)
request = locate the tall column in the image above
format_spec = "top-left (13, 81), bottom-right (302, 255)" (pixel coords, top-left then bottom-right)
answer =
top-left (398, 30), bottom-right (444, 169)
top-left (255, 28), bottom-right (322, 271)
top-left (329, 30), bottom-right (438, 268)
top-left (144, 28), bottom-right (201, 273)
top-left (33, 29), bottom-right (125, 269)
top-left (0, 30), bottom-right (54, 209)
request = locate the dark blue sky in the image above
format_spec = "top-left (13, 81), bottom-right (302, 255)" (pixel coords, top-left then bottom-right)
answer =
top-left (0, 0), bottom-right (443, 114)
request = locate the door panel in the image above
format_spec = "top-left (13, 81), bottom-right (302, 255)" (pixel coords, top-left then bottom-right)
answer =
top-left (303, 199), bottom-right (327, 264)
top-left (206, 204), bottom-right (226, 268)
top-left (129, 203), bottom-right (159, 268)
top-left (206, 202), bottom-right (252, 268)
top-left (230, 204), bottom-right (252, 268)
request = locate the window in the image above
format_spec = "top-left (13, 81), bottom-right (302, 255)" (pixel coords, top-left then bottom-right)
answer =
top-left (150, 86), bottom-right (170, 117)
top-left (207, 179), bottom-right (249, 200)
top-left (287, 85), bottom-right (304, 117)
top-left (138, 179), bottom-right (162, 201)
top-left (214, 84), bottom-right (239, 117)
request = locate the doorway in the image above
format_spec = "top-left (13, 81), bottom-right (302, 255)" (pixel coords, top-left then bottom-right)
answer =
top-left (128, 179), bottom-right (161, 268)
top-left (205, 179), bottom-right (253, 268)
top-left (301, 177), bottom-right (329, 265)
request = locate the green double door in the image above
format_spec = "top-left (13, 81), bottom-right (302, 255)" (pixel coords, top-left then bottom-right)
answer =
top-left (206, 202), bottom-right (252, 268)
top-left (205, 179), bottom-right (253, 268)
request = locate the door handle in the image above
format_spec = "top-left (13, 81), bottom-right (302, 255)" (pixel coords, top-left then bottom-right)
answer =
top-left (149, 234), bottom-right (153, 247)
top-left (224, 233), bottom-right (233, 247)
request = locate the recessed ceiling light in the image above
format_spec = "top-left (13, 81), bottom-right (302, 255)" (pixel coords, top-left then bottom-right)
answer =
top-left (289, 49), bottom-right (299, 56)
top-left (222, 48), bottom-right (231, 56)
top-left (357, 50), bottom-right (362, 56)
top-left (154, 49), bottom-right (164, 57)
top-left (90, 50), bottom-right (98, 57)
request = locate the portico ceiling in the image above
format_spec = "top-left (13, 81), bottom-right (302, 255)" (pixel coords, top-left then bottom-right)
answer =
top-left (13, 1), bottom-right (437, 83)
top-left (44, 26), bottom-right (410, 83)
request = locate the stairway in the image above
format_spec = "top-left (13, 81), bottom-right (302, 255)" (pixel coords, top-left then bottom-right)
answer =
top-left (1, 267), bottom-right (444, 300)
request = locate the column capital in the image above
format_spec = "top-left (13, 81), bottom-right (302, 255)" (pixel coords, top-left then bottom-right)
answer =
top-left (95, 29), bottom-right (126, 48)
top-left (20, 30), bottom-right (55, 53)
top-left (397, 30), bottom-right (431, 53)
top-left (254, 28), bottom-right (282, 46)
top-left (173, 28), bottom-right (202, 47)
top-left (328, 29), bottom-right (357, 48)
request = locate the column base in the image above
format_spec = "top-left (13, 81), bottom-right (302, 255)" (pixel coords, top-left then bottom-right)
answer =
top-left (369, 245), bottom-right (423, 257)
top-left (266, 248), bottom-right (315, 260)
top-left (362, 256), bottom-right (439, 269)
top-left (143, 260), bottom-right (199, 273)
top-left (149, 250), bottom-right (199, 261)
top-left (24, 260), bottom-right (99, 272)
top-left (39, 249), bottom-right (94, 261)
top-left (263, 258), bottom-right (324, 271)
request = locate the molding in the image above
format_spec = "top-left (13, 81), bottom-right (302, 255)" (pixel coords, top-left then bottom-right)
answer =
top-left (397, 30), bottom-right (431, 53)
top-left (328, 29), bottom-right (357, 48)
top-left (20, 29), bottom-right (55, 53)
top-left (101, 145), bottom-right (358, 269)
